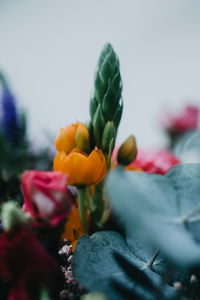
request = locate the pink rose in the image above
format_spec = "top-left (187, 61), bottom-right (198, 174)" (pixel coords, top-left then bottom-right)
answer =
top-left (21, 170), bottom-right (75, 227)
top-left (130, 149), bottom-right (180, 175)
top-left (161, 105), bottom-right (200, 133)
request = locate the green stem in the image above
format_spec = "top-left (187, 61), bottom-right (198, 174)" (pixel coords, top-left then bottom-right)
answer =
top-left (77, 188), bottom-right (88, 233)
top-left (91, 182), bottom-right (104, 232)
top-left (86, 187), bottom-right (96, 212)
top-left (94, 184), bottom-right (103, 219)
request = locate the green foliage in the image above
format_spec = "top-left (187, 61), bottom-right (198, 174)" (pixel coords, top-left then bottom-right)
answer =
top-left (107, 164), bottom-right (200, 268)
top-left (73, 231), bottom-right (176, 300)
top-left (90, 43), bottom-right (122, 152)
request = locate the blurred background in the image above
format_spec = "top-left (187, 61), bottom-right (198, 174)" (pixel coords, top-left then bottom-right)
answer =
top-left (0, 0), bottom-right (200, 149)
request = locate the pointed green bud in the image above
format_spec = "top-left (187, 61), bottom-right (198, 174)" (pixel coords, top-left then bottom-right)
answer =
top-left (102, 81), bottom-right (118, 121)
top-left (117, 135), bottom-right (137, 165)
top-left (102, 121), bottom-right (116, 153)
top-left (93, 43), bottom-right (123, 124)
top-left (90, 97), bottom-right (98, 120)
top-left (93, 104), bottom-right (105, 147)
top-left (88, 120), bottom-right (95, 148)
top-left (113, 100), bottom-right (123, 129)
top-left (94, 71), bottom-right (107, 104)
top-left (1, 201), bottom-right (28, 231)
top-left (81, 292), bottom-right (108, 300)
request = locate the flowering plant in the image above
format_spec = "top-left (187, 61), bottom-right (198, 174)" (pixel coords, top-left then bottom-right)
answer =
top-left (0, 45), bottom-right (200, 300)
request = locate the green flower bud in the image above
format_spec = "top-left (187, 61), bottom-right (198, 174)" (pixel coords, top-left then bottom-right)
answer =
top-left (93, 44), bottom-right (123, 124)
top-left (113, 100), bottom-right (123, 129)
top-left (81, 292), bottom-right (108, 300)
top-left (117, 135), bottom-right (137, 165)
top-left (90, 97), bottom-right (98, 120)
top-left (88, 120), bottom-right (95, 148)
top-left (1, 201), bottom-right (28, 231)
top-left (93, 104), bottom-right (105, 147)
top-left (102, 82), bottom-right (117, 121)
top-left (102, 121), bottom-right (116, 153)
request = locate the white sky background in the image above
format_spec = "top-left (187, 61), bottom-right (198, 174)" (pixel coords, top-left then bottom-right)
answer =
top-left (0, 0), bottom-right (200, 149)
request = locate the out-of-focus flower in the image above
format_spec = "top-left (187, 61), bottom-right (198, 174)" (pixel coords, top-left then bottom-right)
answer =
top-left (161, 105), bottom-right (200, 133)
top-left (61, 208), bottom-right (89, 251)
top-left (55, 122), bottom-right (90, 154)
top-left (0, 225), bottom-right (63, 300)
top-left (54, 148), bottom-right (106, 186)
top-left (128, 149), bottom-right (180, 175)
top-left (21, 170), bottom-right (75, 227)
top-left (1, 87), bottom-right (20, 143)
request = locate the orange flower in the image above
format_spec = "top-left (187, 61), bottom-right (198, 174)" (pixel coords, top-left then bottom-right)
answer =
top-left (55, 122), bottom-right (90, 154)
top-left (54, 148), bottom-right (106, 186)
top-left (125, 165), bottom-right (143, 172)
top-left (61, 208), bottom-right (89, 251)
top-left (55, 123), bottom-right (77, 153)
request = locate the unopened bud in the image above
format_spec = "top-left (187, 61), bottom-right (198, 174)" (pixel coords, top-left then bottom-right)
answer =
top-left (93, 104), bottom-right (105, 147)
top-left (1, 201), bottom-right (28, 231)
top-left (81, 292), bottom-right (108, 300)
top-left (75, 123), bottom-right (90, 153)
top-left (117, 135), bottom-right (137, 165)
top-left (102, 121), bottom-right (116, 153)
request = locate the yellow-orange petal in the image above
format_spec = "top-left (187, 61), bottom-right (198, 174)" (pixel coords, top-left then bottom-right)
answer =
top-left (63, 152), bottom-right (88, 185)
top-left (53, 148), bottom-right (106, 186)
top-left (126, 165), bottom-right (143, 172)
top-left (61, 208), bottom-right (89, 252)
top-left (83, 149), bottom-right (106, 185)
top-left (54, 123), bottom-right (78, 153)
top-left (53, 151), bottom-right (67, 172)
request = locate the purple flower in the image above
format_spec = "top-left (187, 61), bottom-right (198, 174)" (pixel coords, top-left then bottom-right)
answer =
top-left (1, 88), bottom-right (20, 143)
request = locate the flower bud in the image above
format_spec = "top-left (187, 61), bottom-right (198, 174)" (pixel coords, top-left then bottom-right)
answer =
top-left (102, 121), bottom-right (116, 153)
top-left (1, 201), bottom-right (28, 231)
top-left (90, 97), bottom-right (98, 120)
top-left (75, 123), bottom-right (90, 153)
top-left (82, 292), bottom-right (108, 300)
top-left (93, 104), bottom-right (105, 147)
top-left (117, 135), bottom-right (137, 165)
top-left (55, 124), bottom-right (77, 154)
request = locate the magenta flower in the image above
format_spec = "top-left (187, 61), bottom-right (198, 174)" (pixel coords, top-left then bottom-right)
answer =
top-left (131, 149), bottom-right (180, 175)
top-left (21, 170), bottom-right (75, 227)
top-left (161, 105), bottom-right (200, 133)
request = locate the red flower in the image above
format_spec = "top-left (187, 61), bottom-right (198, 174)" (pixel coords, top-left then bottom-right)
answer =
top-left (0, 225), bottom-right (63, 300)
top-left (128, 149), bottom-right (180, 175)
top-left (21, 171), bottom-right (75, 227)
top-left (161, 105), bottom-right (200, 133)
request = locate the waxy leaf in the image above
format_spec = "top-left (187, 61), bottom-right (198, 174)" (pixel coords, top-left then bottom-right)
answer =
top-left (73, 231), bottom-right (176, 300)
top-left (107, 164), bottom-right (200, 268)
top-left (174, 130), bottom-right (200, 163)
